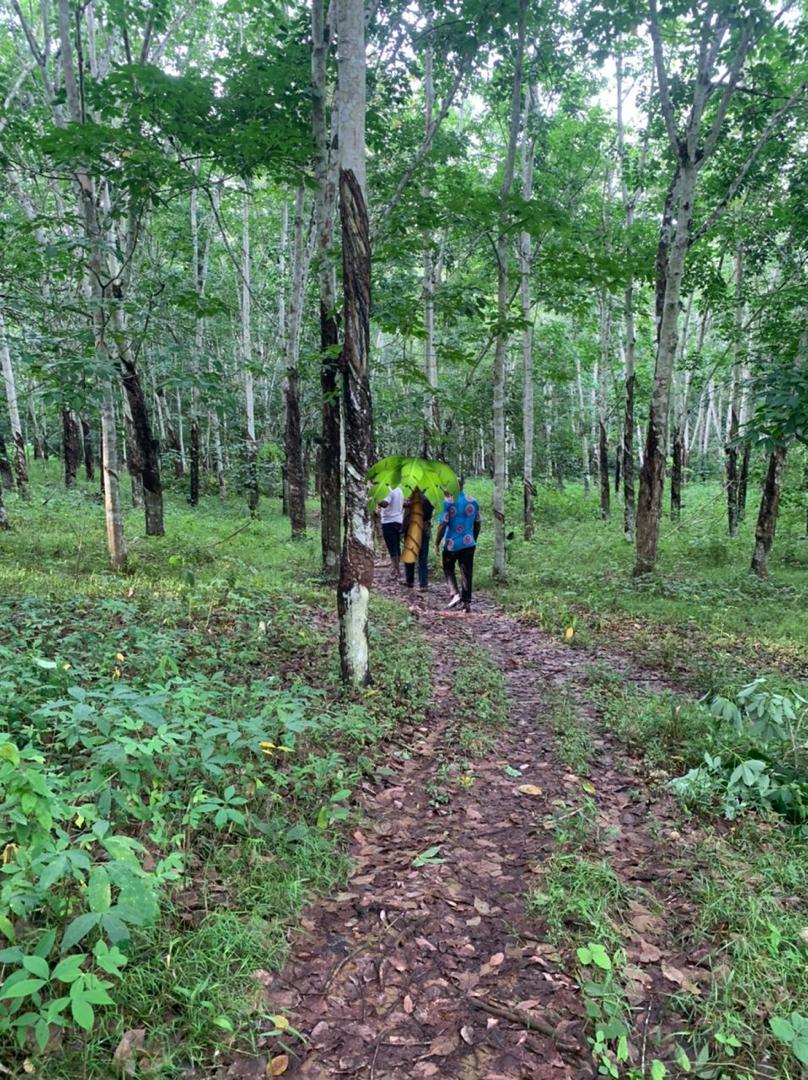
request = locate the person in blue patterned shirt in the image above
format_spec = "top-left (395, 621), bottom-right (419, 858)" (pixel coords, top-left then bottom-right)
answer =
top-left (434, 482), bottom-right (481, 613)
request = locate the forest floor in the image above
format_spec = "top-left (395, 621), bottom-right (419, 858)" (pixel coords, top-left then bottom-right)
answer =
top-left (1, 476), bottom-right (805, 1080)
top-left (217, 563), bottom-right (805, 1080)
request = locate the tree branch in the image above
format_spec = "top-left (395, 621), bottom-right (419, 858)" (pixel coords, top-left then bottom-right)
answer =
top-left (690, 77), bottom-right (808, 246)
top-left (648, 0), bottom-right (680, 156)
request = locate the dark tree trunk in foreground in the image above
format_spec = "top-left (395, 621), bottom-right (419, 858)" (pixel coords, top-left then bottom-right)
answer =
top-left (599, 420), bottom-right (610, 521)
top-left (337, 166), bottom-right (374, 686)
top-left (81, 416), bottom-right (94, 481)
top-left (738, 443), bottom-right (751, 519)
top-left (312, 0), bottom-right (341, 580)
top-left (751, 446), bottom-right (786, 578)
top-left (670, 426), bottom-right (683, 521)
top-left (189, 418), bottom-right (200, 507)
top-left (320, 310), bottom-right (341, 579)
top-left (120, 361), bottom-right (164, 535)
top-left (0, 477), bottom-right (9, 529)
top-left (62, 409), bottom-right (80, 488)
top-left (0, 433), bottom-right (13, 491)
top-left (285, 366), bottom-right (307, 536)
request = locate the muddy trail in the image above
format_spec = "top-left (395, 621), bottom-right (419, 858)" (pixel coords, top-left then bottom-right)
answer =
top-left (213, 570), bottom-right (702, 1080)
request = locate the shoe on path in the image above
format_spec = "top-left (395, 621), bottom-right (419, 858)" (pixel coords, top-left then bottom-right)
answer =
top-left (447, 593), bottom-right (461, 609)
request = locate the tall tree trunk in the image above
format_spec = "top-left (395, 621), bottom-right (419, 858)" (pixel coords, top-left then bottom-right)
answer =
top-left (189, 418), bottom-right (200, 506)
top-left (726, 243), bottom-right (744, 537)
top-left (575, 355), bottom-right (591, 493)
top-left (520, 82), bottom-right (536, 540)
top-left (492, 0), bottom-right (527, 579)
top-left (241, 190), bottom-right (259, 515)
top-left (284, 185), bottom-right (309, 538)
top-left (422, 19), bottom-right (440, 454)
top-left (0, 310), bottom-right (29, 497)
top-left (738, 443), bottom-right (751, 519)
top-left (635, 161), bottom-right (697, 574)
top-left (312, 0), bottom-right (342, 582)
top-left (81, 415), bottom-right (94, 481)
top-left (598, 291), bottom-right (611, 521)
top-left (62, 408), bottom-right (81, 487)
top-left (337, 0), bottom-right (374, 687)
top-left (751, 446), bottom-right (786, 578)
top-left (101, 385), bottom-right (127, 570)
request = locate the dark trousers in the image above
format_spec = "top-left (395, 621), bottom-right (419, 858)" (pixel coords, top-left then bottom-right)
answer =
top-left (382, 522), bottom-right (401, 558)
top-left (442, 545), bottom-right (475, 604)
top-left (405, 526), bottom-right (431, 587)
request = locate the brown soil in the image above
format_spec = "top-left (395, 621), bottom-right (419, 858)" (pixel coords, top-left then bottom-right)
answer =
top-left (206, 569), bottom-right (704, 1080)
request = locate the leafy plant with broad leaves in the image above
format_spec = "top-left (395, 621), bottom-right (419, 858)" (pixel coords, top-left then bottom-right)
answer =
top-left (366, 456), bottom-right (459, 511)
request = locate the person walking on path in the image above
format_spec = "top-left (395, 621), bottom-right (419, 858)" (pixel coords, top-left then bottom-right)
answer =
top-left (435, 482), bottom-right (481, 612)
top-left (379, 485), bottom-right (404, 580)
top-left (403, 491), bottom-right (434, 591)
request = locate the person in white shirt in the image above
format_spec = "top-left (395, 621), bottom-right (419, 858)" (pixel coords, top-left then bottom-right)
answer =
top-left (378, 486), bottom-right (404, 579)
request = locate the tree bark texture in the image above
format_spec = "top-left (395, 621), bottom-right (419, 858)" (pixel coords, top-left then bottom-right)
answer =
top-left (337, 166), bottom-right (374, 686)
top-left (0, 434), bottom-right (14, 492)
top-left (101, 385), bottom-right (127, 570)
top-left (520, 82), bottom-right (536, 541)
top-left (190, 418), bottom-right (200, 506)
top-left (0, 310), bottom-right (29, 497)
top-left (81, 416), bottom-right (94, 481)
top-left (598, 292), bottom-right (611, 522)
top-left (492, 0), bottom-right (526, 579)
top-left (284, 185), bottom-right (309, 538)
top-left (751, 445), bottom-right (786, 578)
top-left (312, 0), bottom-right (341, 582)
top-left (62, 408), bottom-right (81, 487)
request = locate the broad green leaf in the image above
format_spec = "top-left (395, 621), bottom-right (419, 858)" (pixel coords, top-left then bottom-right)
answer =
top-left (22, 955), bottom-right (49, 980)
top-left (71, 994), bottom-right (95, 1031)
top-left (61, 912), bottom-right (100, 953)
top-left (0, 977), bottom-right (46, 1000)
top-left (770, 1016), bottom-right (796, 1042)
top-left (88, 867), bottom-right (112, 914)
top-left (51, 954), bottom-right (85, 984)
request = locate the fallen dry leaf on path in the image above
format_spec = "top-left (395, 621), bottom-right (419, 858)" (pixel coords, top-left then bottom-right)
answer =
top-left (267, 1055), bottom-right (289, 1076)
top-left (112, 1028), bottom-right (146, 1076)
top-left (518, 784), bottom-right (543, 796)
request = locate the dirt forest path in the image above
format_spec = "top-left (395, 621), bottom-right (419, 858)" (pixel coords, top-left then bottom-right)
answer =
top-left (232, 569), bottom-right (693, 1080)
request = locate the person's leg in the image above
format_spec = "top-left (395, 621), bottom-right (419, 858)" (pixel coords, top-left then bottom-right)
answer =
top-left (382, 523), bottom-right (401, 578)
top-left (418, 527), bottom-right (430, 588)
top-left (459, 547), bottom-right (475, 608)
top-left (442, 549), bottom-right (461, 606)
top-left (404, 559), bottom-right (415, 587)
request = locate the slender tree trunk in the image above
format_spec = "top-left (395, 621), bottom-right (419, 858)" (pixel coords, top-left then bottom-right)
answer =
top-left (726, 243), bottom-right (744, 537)
top-left (241, 190), bottom-right (259, 514)
top-left (0, 477), bottom-right (9, 529)
top-left (598, 291), bottom-right (611, 521)
top-left (422, 20), bottom-right (440, 454)
top-left (635, 162), bottom-right (697, 573)
top-left (80, 415), bottom-right (94, 481)
top-left (751, 446), bottom-right (786, 578)
top-left (62, 409), bottom-right (81, 487)
top-left (543, 378), bottom-right (553, 482)
top-left (492, 0), bottom-right (527, 578)
top-left (520, 83), bottom-right (536, 540)
top-left (575, 355), bottom-right (591, 493)
top-left (337, 0), bottom-right (374, 686)
top-left (285, 185), bottom-right (309, 537)
top-left (0, 434), bottom-right (14, 491)
top-left (312, 0), bottom-right (342, 582)
top-left (0, 311), bottom-right (29, 497)
top-left (189, 418), bottom-right (200, 506)
top-left (101, 385), bottom-right (127, 570)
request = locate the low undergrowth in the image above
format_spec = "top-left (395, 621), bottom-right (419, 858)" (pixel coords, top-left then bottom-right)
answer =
top-left (0, 484), bottom-right (432, 1077)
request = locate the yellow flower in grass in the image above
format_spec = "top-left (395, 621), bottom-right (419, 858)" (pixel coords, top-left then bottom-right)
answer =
top-left (260, 742), bottom-right (293, 755)
top-left (115, 652), bottom-right (125, 662)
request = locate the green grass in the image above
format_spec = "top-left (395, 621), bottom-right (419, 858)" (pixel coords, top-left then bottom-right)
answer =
top-left (0, 465), bottom-right (432, 1077)
top-left (465, 475), bottom-right (808, 689)
top-left (529, 852), bottom-right (631, 950)
top-left (545, 689), bottom-right (595, 776)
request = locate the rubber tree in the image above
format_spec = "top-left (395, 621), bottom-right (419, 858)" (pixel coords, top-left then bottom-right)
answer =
top-left (312, 0), bottom-right (342, 581)
top-left (635, 0), bottom-right (807, 574)
top-left (492, 0), bottom-right (527, 579)
top-left (0, 310), bottom-right (29, 498)
top-left (336, 0), bottom-right (375, 686)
